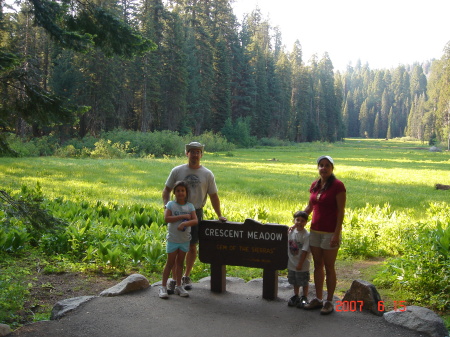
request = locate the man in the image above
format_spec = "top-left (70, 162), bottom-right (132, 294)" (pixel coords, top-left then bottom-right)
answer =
top-left (162, 141), bottom-right (226, 292)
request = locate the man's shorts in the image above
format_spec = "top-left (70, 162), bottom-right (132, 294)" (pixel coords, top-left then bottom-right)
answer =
top-left (190, 208), bottom-right (204, 245)
top-left (166, 241), bottom-right (190, 253)
top-left (309, 231), bottom-right (341, 249)
top-left (288, 270), bottom-right (310, 287)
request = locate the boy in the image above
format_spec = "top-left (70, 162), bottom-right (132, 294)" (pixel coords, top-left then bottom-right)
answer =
top-left (287, 211), bottom-right (311, 308)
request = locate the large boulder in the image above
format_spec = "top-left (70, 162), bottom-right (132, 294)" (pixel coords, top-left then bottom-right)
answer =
top-left (50, 296), bottom-right (96, 320)
top-left (342, 279), bottom-right (383, 316)
top-left (384, 305), bottom-right (448, 337)
top-left (100, 273), bottom-right (150, 297)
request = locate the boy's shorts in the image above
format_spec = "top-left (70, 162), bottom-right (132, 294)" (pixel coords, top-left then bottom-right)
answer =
top-left (309, 231), bottom-right (341, 249)
top-left (166, 241), bottom-right (190, 253)
top-left (288, 270), bottom-right (310, 287)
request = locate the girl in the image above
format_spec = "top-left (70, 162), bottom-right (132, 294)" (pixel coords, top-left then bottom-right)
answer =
top-left (160, 181), bottom-right (198, 299)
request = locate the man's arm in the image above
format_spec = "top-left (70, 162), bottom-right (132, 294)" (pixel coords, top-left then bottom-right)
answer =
top-left (162, 186), bottom-right (172, 207)
top-left (209, 193), bottom-right (226, 222)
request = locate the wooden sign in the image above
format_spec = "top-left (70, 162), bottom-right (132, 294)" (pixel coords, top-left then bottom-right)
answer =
top-left (198, 219), bottom-right (288, 300)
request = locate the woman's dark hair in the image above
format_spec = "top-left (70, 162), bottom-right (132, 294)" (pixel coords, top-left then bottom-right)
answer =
top-left (311, 174), bottom-right (336, 193)
top-left (173, 180), bottom-right (189, 200)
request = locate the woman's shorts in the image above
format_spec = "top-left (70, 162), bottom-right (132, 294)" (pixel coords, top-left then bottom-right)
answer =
top-left (288, 270), bottom-right (310, 287)
top-left (166, 241), bottom-right (190, 253)
top-left (309, 231), bottom-right (341, 249)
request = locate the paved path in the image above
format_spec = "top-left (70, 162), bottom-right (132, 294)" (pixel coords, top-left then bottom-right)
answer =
top-left (11, 279), bottom-right (424, 337)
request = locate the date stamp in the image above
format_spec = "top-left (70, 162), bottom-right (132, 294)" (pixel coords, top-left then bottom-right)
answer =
top-left (335, 300), bottom-right (407, 312)
top-left (377, 300), bottom-right (407, 312)
top-left (335, 300), bottom-right (364, 312)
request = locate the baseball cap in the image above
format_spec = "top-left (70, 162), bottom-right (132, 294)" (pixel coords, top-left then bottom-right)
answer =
top-left (317, 155), bottom-right (334, 165)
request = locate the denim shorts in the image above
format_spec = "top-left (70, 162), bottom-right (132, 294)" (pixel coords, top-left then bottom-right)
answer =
top-left (166, 241), bottom-right (190, 253)
top-left (309, 231), bottom-right (341, 249)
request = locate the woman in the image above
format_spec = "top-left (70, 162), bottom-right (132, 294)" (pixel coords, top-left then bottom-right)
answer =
top-left (303, 155), bottom-right (346, 315)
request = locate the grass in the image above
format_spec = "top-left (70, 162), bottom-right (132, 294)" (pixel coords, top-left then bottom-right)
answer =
top-left (1, 137), bottom-right (449, 328)
top-left (1, 138), bottom-right (448, 224)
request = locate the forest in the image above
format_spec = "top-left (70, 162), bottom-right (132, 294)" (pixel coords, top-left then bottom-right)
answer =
top-left (1, 0), bottom-right (450, 150)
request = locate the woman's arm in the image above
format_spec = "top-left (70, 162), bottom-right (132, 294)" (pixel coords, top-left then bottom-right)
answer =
top-left (304, 199), bottom-right (313, 215)
top-left (330, 191), bottom-right (346, 246)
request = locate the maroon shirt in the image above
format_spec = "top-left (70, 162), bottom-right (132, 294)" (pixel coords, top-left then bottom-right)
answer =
top-left (309, 179), bottom-right (346, 233)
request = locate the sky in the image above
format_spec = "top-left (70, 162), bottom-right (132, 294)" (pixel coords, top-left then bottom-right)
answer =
top-left (232, 0), bottom-right (450, 72)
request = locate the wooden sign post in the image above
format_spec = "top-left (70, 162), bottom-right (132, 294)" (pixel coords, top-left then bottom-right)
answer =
top-left (198, 219), bottom-right (288, 300)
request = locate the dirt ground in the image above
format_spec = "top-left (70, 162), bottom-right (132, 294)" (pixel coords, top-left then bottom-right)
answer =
top-left (22, 258), bottom-right (384, 325)
top-left (22, 271), bottom-right (120, 324)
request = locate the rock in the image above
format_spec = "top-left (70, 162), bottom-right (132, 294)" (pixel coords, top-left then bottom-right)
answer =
top-left (0, 324), bottom-right (11, 336)
top-left (429, 146), bottom-right (441, 152)
top-left (384, 305), bottom-right (448, 337)
top-left (50, 296), bottom-right (96, 320)
top-left (100, 273), bottom-right (150, 297)
top-left (342, 279), bottom-right (383, 316)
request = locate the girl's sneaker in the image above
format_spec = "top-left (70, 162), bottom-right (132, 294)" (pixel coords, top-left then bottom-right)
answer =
top-left (174, 285), bottom-right (189, 297)
top-left (167, 279), bottom-right (176, 295)
top-left (182, 276), bottom-right (192, 290)
top-left (159, 286), bottom-right (169, 299)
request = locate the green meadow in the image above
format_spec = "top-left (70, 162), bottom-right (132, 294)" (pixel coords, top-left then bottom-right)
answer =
top-left (1, 138), bottom-right (449, 328)
top-left (1, 138), bottom-right (448, 224)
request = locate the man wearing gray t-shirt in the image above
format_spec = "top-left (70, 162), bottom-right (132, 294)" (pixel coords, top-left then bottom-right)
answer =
top-left (162, 141), bottom-right (227, 291)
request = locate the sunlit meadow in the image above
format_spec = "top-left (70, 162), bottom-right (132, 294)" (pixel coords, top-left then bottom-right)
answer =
top-left (1, 138), bottom-right (448, 225)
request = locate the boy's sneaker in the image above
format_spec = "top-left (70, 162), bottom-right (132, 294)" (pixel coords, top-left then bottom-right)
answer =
top-left (159, 286), bottom-right (169, 299)
top-left (297, 296), bottom-right (308, 308)
top-left (303, 297), bottom-right (323, 310)
top-left (182, 276), bottom-right (192, 290)
top-left (175, 285), bottom-right (189, 297)
top-left (320, 301), bottom-right (334, 315)
top-left (288, 295), bottom-right (300, 307)
top-left (167, 279), bottom-right (176, 295)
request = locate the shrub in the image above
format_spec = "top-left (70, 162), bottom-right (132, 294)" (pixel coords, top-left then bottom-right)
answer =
top-left (6, 134), bottom-right (39, 157)
top-left (54, 144), bottom-right (80, 158)
top-left (258, 137), bottom-right (293, 147)
top-left (90, 139), bottom-right (129, 159)
top-left (32, 135), bottom-right (58, 156)
top-left (374, 205), bottom-right (450, 311)
top-left (101, 129), bottom-right (184, 157)
top-left (64, 135), bottom-right (98, 151)
top-left (186, 131), bottom-right (235, 152)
